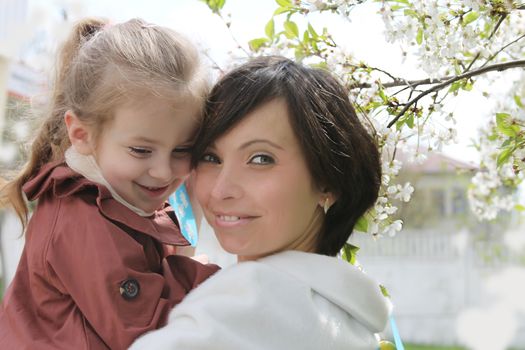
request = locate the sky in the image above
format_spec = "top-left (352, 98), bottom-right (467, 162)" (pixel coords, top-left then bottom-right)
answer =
top-left (22, 0), bottom-right (497, 163)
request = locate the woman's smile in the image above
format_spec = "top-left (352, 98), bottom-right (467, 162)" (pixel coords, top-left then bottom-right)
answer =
top-left (213, 212), bottom-right (259, 228)
top-left (195, 98), bottom-right (324, 260)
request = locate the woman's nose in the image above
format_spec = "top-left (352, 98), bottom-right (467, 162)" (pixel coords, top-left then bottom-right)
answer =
top-left (210, 165), bottom-right (243, 200)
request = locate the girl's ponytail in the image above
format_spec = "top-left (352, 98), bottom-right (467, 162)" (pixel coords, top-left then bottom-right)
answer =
top-left (0, 18), bottom-right (107, 229)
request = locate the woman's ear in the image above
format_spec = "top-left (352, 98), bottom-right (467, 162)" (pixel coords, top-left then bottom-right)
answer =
top-left (318, 192), bottom-right (336, 214)
top-left (64, 110), bottom-right (94, 155)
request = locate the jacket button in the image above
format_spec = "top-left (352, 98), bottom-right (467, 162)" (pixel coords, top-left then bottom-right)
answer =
top-left (119, 279), bottom-right (140, 300)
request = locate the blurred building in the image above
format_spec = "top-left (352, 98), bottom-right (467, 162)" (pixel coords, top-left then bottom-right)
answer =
top-left (351, 152), bottom-right (525, 348)
top-left (1, 0), bottom-right (29, 142)
top-left (0, 0), bottom-right (31, 298)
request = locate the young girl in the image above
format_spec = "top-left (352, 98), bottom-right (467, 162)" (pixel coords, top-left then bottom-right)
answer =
top-left (130, 56), bottom-right (391, 349)
top-left (0, 18), bottom-right (219, 349)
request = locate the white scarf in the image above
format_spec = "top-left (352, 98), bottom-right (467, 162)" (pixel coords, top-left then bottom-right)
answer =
top-left (64, 146), bottom-right (154, 217)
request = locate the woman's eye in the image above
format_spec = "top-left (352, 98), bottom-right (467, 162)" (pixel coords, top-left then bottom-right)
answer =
top-left (200, 153), bottom-right (220, 164)
top-left (129, 147), bottom-right (151, 156)
top-left (250, 154), bottom-right (275, 165)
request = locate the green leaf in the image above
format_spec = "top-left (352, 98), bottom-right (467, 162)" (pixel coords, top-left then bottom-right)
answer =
top-left (294, 47), bottom-right (305, 61)
top-left (449, 81), bottom-right (461, 93)
top-left (248, 37), bottom-right (269, 51)
top-left (406, 114), bottom-right (414, 128)
top-left (487, 133), bottom-right (499, 141)
top-left (515, 204), bottom-right (525, 211)
top-left (274, 6), bottom-right (290, 15)
top-left (463, 11), bottom-right (480, 25)
top-left (416, 28), bottom-right (423, 45)
top-left (307, 23), bottom-right (319, 39)
top-left (404, 9), bottom-right (418, 17)
top-left (303, 30), bottom-right (310, 44)
top-left (354, 216), bottom-right (368, 232)
top-left (311, 39), bottom-right (319, 51)
top-left (378, 89), bottom-right (388, 103)
top-left (341, 243), bottom-right (360, 265)
top-left (501, 139), bottom-right (512, 148)
top-left (497, 147), bottom-right (512, 167)
top-left (496, 113), bottom-right (517, 137)
top-left (514, 95), bottom-right (524, 108)
top-left (265, 18), bottom-right (275, 39)
top-left (309, 61), bottom-right (328, 70)
top-left (310, 61), bottom-right (328, 70)
top-left (200, 0), bottom-right (225, 13)
top-left (461, 80), bottom-right (473, 91)
top-left (275, 0), bottom-right (291, 7)
top-left (496, 112), bottom-right (511, 127)
top-left (395, 119), bottom-right (405, 131)
top-left (380, 284), bottom-right (391, 298)
top-left (284, 20), bottom-right (299, 38)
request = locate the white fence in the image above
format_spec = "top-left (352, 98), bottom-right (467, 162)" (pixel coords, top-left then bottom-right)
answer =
top-left (351, 230), bottom-right (525, 348)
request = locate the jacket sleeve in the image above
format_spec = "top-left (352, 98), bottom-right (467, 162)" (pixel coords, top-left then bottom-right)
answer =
top-left (45, 202), bottom-right (219, 350)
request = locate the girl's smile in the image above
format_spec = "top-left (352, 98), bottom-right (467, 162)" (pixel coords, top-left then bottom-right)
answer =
top-left (89, 94), bottom-right (201, 214)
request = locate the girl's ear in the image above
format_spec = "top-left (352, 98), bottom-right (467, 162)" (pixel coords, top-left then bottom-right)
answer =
top-left (64, 110), bottom-right (94, 155)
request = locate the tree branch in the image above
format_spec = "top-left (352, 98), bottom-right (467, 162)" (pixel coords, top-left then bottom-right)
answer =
top-left (351, 76), bottom-right (453, 89)
top-left (386, 59), bottom-right (525, 128)
top-left (465, 14), bottom-right (506, 72)
top-left (344, 63), bottom-right (400, 82)
top-left (351, 31), bottom-right (525, 91)
top-left (481, 33), bottom-right (525, 68)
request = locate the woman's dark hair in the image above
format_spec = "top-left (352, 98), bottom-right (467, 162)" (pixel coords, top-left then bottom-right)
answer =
top-left (192, 56), bottom-right (381, 256)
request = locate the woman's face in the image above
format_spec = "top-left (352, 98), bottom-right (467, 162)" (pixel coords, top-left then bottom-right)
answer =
top-left (195, 98), bottom-right (326, 261)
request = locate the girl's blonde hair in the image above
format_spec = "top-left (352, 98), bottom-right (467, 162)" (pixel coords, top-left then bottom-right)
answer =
top-left (0, 17), bottom-right (208, 228)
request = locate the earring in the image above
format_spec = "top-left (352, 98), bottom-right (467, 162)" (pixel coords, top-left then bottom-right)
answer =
top-left (323, 198), bottom-right (330, 214)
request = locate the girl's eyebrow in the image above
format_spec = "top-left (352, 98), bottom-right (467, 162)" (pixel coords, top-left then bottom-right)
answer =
top-left (131, 136), bottom-right (194, 147)
top-left (130, 136), bottom-right (159, 144)
top-left (239, 139), bottom-right (284, 150)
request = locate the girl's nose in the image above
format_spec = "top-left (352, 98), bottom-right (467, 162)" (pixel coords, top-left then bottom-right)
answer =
top-left (149, 156), bottom-right (190, 182)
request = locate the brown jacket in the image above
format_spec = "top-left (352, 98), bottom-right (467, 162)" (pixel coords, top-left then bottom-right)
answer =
top-left (0, 162), bottom-right (219, 349)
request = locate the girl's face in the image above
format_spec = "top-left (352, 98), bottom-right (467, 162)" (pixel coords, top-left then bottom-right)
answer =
top-left (93, 95), bottom-right (200, 214)
top-left (195, 98), bottom-right (327, 261)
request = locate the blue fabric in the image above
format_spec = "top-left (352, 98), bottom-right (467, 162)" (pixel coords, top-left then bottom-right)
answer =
top-left (390, 316), bottom-right (404, 350)
top-left (169, 184), bottom-right (198, 247)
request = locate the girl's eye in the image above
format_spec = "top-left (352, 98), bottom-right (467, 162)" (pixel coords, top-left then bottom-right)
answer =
top-left (200, 153), bottom-right (221, 164)
top-left (250, 154), bottom-right (275, 165)
top-left (172, 146), bottom-right (192, 159)
top-left (129, 147), bottom-right (151, 157)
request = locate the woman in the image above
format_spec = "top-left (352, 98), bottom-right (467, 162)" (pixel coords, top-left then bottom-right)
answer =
top-left (130, 56), bottom-right (391, 349)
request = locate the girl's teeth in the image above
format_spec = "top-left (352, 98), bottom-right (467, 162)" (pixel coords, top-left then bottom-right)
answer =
top-left (220, 215), bottom-right (240, 222)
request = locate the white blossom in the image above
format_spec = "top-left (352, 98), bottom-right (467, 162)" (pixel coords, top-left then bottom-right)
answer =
top-left (395, 183), bottom-right (415, 202)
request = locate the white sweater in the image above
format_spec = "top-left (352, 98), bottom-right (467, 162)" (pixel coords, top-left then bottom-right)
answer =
top-left (130, 250), bottom-right (391, 350)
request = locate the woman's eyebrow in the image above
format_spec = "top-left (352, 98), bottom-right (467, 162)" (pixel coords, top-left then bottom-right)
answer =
top-left (239, 139), bottom-right (284, 150)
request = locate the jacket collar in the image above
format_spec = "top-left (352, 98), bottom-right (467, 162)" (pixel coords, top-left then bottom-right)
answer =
top-left (23, 161), bottom-right (189, 246)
